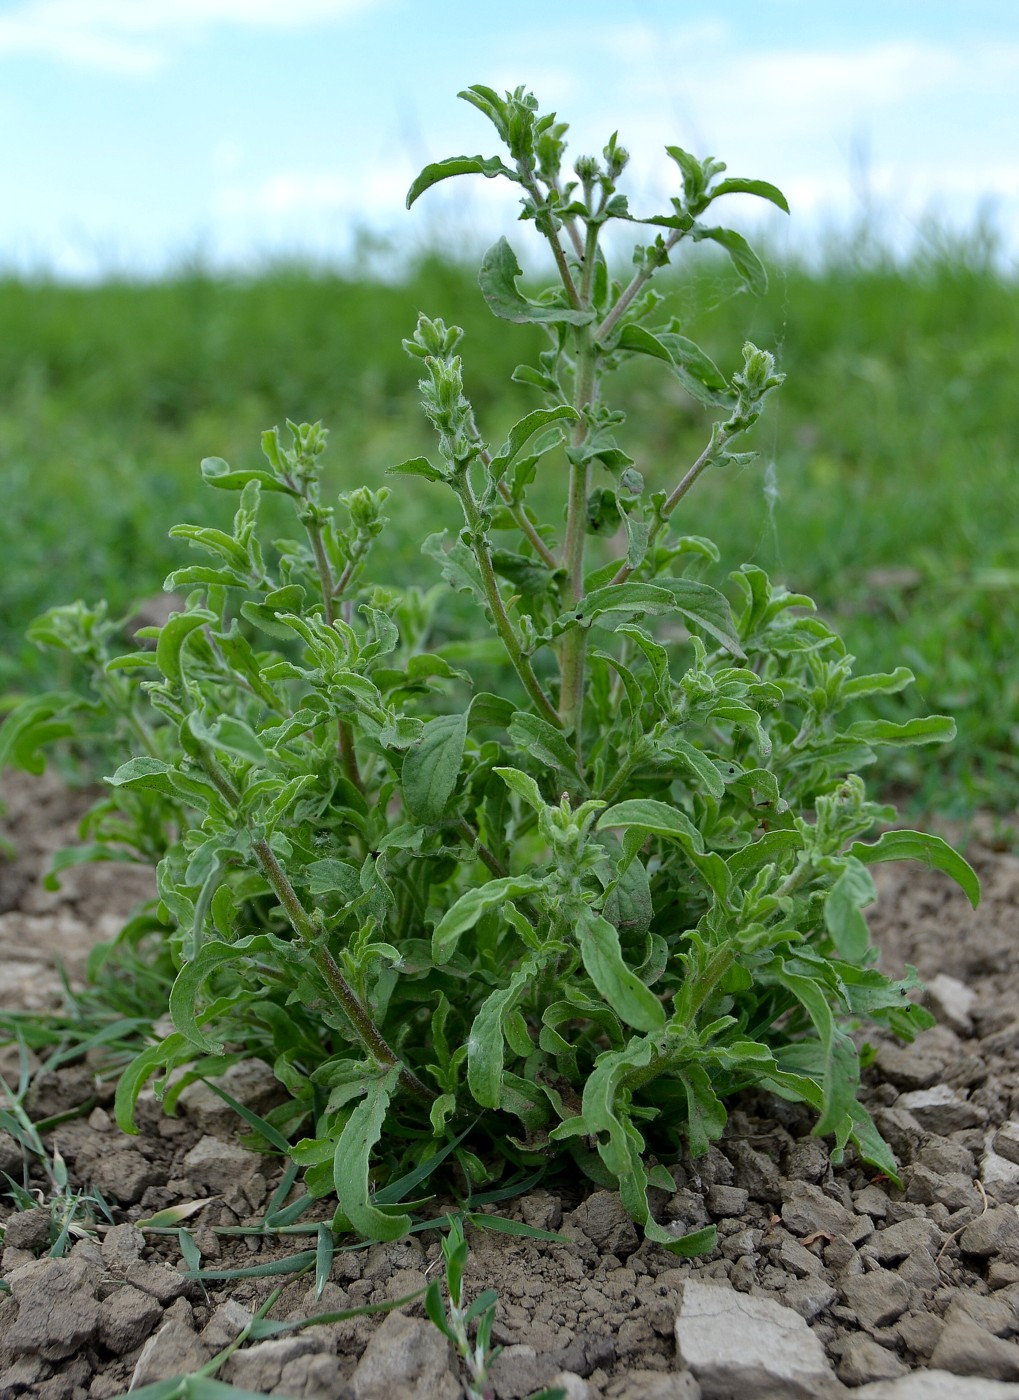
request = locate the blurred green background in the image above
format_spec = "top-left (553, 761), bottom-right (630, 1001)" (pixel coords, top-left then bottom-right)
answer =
top-left (1, 229), bottom-right (1017, 814)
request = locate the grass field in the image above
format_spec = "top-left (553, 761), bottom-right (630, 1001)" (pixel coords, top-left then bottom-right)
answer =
top-left (1, 231), bottom-right (1016, 813)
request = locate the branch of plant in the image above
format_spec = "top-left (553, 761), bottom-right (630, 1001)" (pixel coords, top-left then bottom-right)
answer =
top-left (594, 227), bottom-right (685, 344)
top-left (303, 514), bottom-right (365, 793)
top-left (453, 473), bottom-right (563, 729)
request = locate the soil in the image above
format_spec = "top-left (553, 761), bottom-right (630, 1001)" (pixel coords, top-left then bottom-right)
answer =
top-left (3, 769), bottom-right (1019, 1400)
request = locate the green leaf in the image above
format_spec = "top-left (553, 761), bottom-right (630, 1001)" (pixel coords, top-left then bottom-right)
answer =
top-left (659, 735), bottom-right (725, 800)
top-left (333, 1065), bottom-right (410, 1241)
top-left (387, 456), bottom-right (446, 483)
top-left (201, 456), bottom-right (298, 495)
top-left (575, 910), bottom-right (665, 1032)
top-left (402, 711), bottom-right (469, 825)
top-left (709, 177), bottom-right (790, 213)
top-left (467, 968), bottom-right (531, 1107)
top-left (155, 610), bottom-right (215, 686)
top-left (106, 757), bottom-right (176, 794)
top-left (849, 831), bottom-right (980, 908)
top-left (489, 405), bottom-right (579, 477)
top-left (114, 1034), bottom-right (193, 1135)
top-left (846, 715), bottom-right (956, 747)
top-left (824, 859), bottom-right (876, 961)
top-left (169, 933), bottom-right (295, 1053)
top-left (508, 713), bottom-right (580, 782)
top-left (691, 226), bottom-right (768, 295)
top-left (678, 1063), bottom-right (727, 1157)
top-left (432, 876), bottom-right (545, 963)
top-left (406, 154), bottom-right (516, 208)
top-left (560, 580), bottom-right (743, 658)
top-left (479, 237), bottom-right (594, 327)
top-left (598, 799), bottom-right (704, 854)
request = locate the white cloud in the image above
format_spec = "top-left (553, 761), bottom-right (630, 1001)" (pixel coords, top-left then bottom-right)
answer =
top-left (0, 0), bottom-right (385, 73)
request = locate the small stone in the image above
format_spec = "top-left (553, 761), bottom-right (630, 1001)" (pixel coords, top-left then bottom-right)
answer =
top-left (959, 1206), bottom-right (1019, 1264)
top-left (945, 1292), bottom-right (1016, 1336)
top-left (0, 1355), bottom-right (51, 1392)
top-left (925, 973), bottom-right (978, 1034)
top-left (180, 1134), bottom-right (262, 1194)
top-left (3, 1208), bottom-right (52, 1252)
top-left (675, 1278), bottom-right (841, 1397)
top-left (5, 1256), bottom-right (101, 1360)
top-left (894, 1308), bottom-right (944, 1359)
top-left (988, 1262), bottom-right (1019, 1290)
top-left (547, 1376), bottom-right (590, 1400)
top-left (571, 1191), bottom-right (640, 1257)
top-left (124, 1259), bottom-right (188, 1304)
top-left (130, 1319), bottom-right (209, 1389)
top-left (349, 1309), bottom-right (460, 1400)
top-left (870, 1106), bottom-right (925, 1159)
top-left (100, 1223), bottom-right (145, 1274)
top-left (866, 1216), bottom-right (943, 1264)
top-left (853, 1371), bottom-right (1019, 1398)
top-left (778, 1235), bottom-right (825, 1278)
top-left (929, 1319), bottom-right (1019, 1381)
top-left (854, 1185), bottom-right (891, 1220)
top-left (177, 1059), bottom-right (284, 1134)
top-left (720, 1228), bottom-right (759, 1260)
top-left (705, 1183), bottom-right (749, 1217)
top-left (841, 1269), bottom-right (911, 1331)
top-left (875, 1042), bottom-right (944, 1091)
top-left (602, 1371), bottom-right (701, 1399)
top-left (518, 1191), bottom-right (562, 1232)
top-left (898, 1086), bottom-right (987, 1134)
top-left (782, 1276), bottom-right (837, 1321)
top-left (918, 1136), bottom-right (977, 1177)
top-left (784, 1137), bottom-right (830, 1183)
top-left (903, 1165), bottom-right (978, 1212)
top-left (200, 1298), bottom-right (253, 1351)
top-left (89, 1148), bottom-right (160, 1205)
top-left (982, 1147), bottom-right (1019, 1204)
top-left (837, 1334), bottom-right (909, 1385)
top-left (726, 1141), bottom-right (783, 1203)
top-left (222, 1337), bottom-right (326, 1394)
top-left (993, 1123), bottom-right (1019, 1167)
top-left (825, 1235), bottom-right (863, 1276)
top-left (98, 1285), bottom-right (162, 1355)
top-left (897, 1249), bottom-right (943, 1291)
top-left (781, 1181), bottom-right (872, 1244)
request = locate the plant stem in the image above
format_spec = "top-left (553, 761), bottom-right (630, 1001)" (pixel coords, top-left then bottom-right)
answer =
top-left (558, 326), bottom-right (598, 740)
top-left (607, 427), bottom-right (724, 587)
top-left (305, 517), bottom-right (364, 792)
top-left (252, 835), bottom-right (436, 1105)
top-left (454, 475), bottom-right (562, 728)
top-left (594, 228), bottom-right (685, 345)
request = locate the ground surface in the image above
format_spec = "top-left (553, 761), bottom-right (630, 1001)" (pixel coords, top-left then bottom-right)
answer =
top-left (2, 770), bottom-right (1019, 1400)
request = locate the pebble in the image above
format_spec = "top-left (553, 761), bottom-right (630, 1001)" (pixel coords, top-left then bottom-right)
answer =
top-left (841, 1269), bottom-right (912, 1331)
top-left (898, 1086), bottom-right (987, 1135)
top-left (904, 1164), bottom-right (979, 1212)
top-left (866, 1216), bottom-right (943, 1264)
top-left (993, 1124), bottom-right (1019, 1167)
top-left (348, 1309), bottom-right (460, 1400)
top-left (705, 1183), bottom-right (750, 1217)
top-left (675, 1278), bottom-right (842, 1397)
top-left (837, 1334), bottom-right (909, 1386)
top-left (781, 1181), bottom-right (873, 1244)
top-left (959, 1207), bottom-right (1019, 1264)
top-left (925, 973), bottom-right (978, 1035)
top-left (929, 1319), bottom-right (1019, 1382)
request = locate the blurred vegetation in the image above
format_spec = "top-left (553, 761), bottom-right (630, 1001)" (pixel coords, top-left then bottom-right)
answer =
top-left (1, 228), bottom-right (1017, 813)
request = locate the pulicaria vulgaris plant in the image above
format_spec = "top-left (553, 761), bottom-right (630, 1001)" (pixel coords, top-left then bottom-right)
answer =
top-left (0, 84), bottom-right (979, 1255)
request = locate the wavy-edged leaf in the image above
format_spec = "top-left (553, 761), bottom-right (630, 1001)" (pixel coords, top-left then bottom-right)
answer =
top-left (489, 405), bottom-right (579, 477)
top-left (845, 715), bottom-right (956, 748)
top-left (402, 711), bottom-right (468, 825)
top-left (406, 154), bottom-right (516, 208)
top-left (479, 237), bottom-right (594, 326)
top-left (849, 830), bottom-right (980, 908)
top-left (824, 859), bottom-right (876, 962)
top-left (155, 610), bottom-right (215, 686)
top-left (467, 967), bottom-right (531, 1107)
top-left (114, 1033), bottom-right (193, 1134)
top-left (710, 177), bottom-right (790, 213)
top-left (560, 579), bottom-right (743, 658)
top-left (169, 933), bottom-right (296, 1053)
top-left (508, 712), bottom-right (580, 782)
top-left (598, 799), bottom-right (704, 854)
top-left (387, 455), bottom-right (446, 483)
top-left (201, 455), bottom-right (299, 495)
top-left (333, 1064), bottom-right (410, 1241)
top-left (691, 226), bottom-right (768, 295)
top-left (432, 875), bottom-right (545, 963)
top-left (575, 910), bottom-right (665, 1032)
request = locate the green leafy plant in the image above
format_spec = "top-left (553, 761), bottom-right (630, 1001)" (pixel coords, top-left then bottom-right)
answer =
top-left (0, 84), bottom-right (979, 1256)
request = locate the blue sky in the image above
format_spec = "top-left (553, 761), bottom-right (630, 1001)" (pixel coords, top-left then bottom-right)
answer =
top-left (1, 0), bottom-right (1017, 278)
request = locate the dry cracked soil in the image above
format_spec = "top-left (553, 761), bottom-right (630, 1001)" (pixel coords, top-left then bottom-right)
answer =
top-left (3, 769), bottom-right (1019, 1400)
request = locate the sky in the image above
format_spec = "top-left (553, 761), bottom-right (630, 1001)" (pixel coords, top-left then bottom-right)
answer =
top-left (1, 0), bottom-right (1017, 279)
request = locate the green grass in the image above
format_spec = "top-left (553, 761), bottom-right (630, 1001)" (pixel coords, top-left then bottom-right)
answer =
top-left (1, 232), bottom-right (1017, 811)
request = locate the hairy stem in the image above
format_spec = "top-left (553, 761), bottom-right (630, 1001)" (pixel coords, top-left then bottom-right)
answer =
top-left (454, 474), bottom-right (562, 728)
top-left (252, 835), bottom-right (436, 1105)
top-left (594, 228), bottom-right (685, 345)
top-left (558, 325), bottom-right (598, 739)
top-left (305, 518), bottom-right (364, 792)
